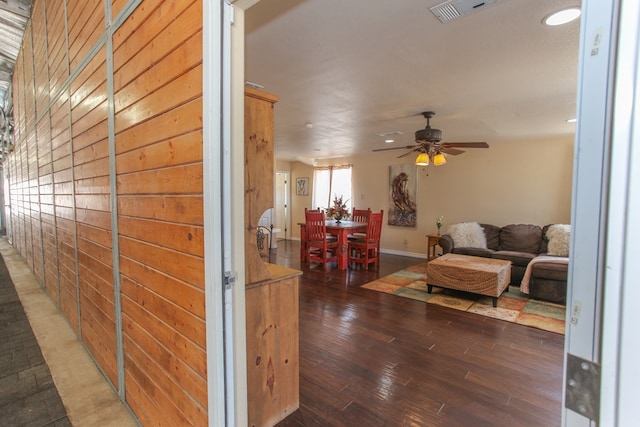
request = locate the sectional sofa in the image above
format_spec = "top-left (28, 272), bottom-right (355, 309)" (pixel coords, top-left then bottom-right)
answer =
top-left (438, 223), bottom-right (569, 304)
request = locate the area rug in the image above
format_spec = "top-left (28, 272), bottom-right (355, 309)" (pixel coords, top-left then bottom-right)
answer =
top-left (362, 263), bottom-right (566, 334)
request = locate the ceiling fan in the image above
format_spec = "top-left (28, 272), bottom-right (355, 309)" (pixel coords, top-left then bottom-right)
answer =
top-left (373, 111), bottom-right (489, 165)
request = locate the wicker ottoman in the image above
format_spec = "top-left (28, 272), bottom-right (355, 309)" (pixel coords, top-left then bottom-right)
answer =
top-left (427, 254), bottom-right (512, 307)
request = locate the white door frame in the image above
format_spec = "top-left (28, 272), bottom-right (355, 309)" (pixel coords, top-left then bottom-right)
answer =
top-left (203, 1), bottom-right (240, 426)
top-left (275, 170), bottom-right (290, 241)
top-left (565, 0), bottom-right (640, 425)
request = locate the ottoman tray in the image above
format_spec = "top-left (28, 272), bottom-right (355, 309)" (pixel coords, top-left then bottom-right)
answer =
top-left (426, 253), bottom-right (512, 307)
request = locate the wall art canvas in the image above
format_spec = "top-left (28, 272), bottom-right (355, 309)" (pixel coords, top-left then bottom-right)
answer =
top-left (296, 177), bottom-right (309, 196)
top-left (388, 165), bottom-right (417, 227)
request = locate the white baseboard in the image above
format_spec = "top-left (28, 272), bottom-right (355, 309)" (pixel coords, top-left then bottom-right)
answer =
top-left (380, 248), bottom-right (427, 259)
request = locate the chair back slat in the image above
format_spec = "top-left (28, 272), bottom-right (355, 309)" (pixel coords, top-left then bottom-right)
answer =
top-left (366, 211), bottom-right (384, 243)
top-left (352, 207), bottom-right (371, 224)
top-left (306, 210), bottom-right (328, 242)
top-left (305, 209), bottom-right (338, 266)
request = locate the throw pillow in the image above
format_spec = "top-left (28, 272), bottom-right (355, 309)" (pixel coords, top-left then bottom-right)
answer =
top-left (546, 224), bottom-right (571, 257)
top-left (446, 222), bottom-right (487, 248)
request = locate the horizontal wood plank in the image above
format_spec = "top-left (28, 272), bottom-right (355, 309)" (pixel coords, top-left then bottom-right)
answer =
top-left (116, 164), bottom-right (202, 195)
top-left (114, 65), bottom-right (202, 133)
top-left (118, 256), bottom-right (205, 318)
top-left (118, 237), bottom-right (204, 289)
top-left (115, 98), bottom-right (202, 155)
top-left (117, 195), bottom-right (203, 225)
top-left (116, 130), bottom-right (202, 174)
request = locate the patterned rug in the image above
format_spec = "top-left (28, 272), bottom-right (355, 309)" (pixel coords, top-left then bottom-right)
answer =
top-left (362, 263), bottom-right (566, 334)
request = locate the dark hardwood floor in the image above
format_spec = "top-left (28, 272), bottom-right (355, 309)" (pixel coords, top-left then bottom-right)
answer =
top-left (271, 240), bottom-right (564, 427)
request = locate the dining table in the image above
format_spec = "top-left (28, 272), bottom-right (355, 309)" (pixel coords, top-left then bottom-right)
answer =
top-left (299, 220), bottom-right (367, 270)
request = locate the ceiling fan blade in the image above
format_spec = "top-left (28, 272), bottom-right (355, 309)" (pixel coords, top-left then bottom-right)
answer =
top-left (372, 145), bottom-right (417, 152)
top-left (440, 147), bottom-right (465, 155)
top-left (441, 142), bottom-right (489, 148)
top-left (397, 148), bottom-right (420, 158)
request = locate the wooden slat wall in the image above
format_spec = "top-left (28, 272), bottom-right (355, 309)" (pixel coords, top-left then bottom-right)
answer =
top-left (6, 1), bottom-right (209, 425)
top-left (71, 45), bottom-right (119, 387)
top-left (38, 112), bottom-right (58, 302)
top-left (12, 47), bottom-right (26, 260)
top-left (113, 1), bottom-right (206, 425)
top-left (32, 0), bottom-right (49, 116)
top-left (46, 0), bottom-right (69, 97)
top-left (111, 0), bottom-right (128, 19)
top-left (51, 89), bottom-right (79, 331)
top-left (67, 0), bottom-right (105, 72)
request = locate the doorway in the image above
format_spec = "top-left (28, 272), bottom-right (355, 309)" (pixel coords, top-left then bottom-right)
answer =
top-left (275, 171), bottom-right (289, 243)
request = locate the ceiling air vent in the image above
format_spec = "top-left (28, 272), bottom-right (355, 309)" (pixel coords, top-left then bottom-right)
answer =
top-left (430, 0), bottom-right (508, 23)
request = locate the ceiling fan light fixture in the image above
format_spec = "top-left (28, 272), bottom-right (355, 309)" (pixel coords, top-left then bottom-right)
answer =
top-left (433, 152), bottom-right (447, 166)
top-left (415, 152), bottom-right (430, 166)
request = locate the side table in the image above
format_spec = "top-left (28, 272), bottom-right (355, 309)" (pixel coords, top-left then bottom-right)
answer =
top-left (426, 234), bottom-right (442, 261)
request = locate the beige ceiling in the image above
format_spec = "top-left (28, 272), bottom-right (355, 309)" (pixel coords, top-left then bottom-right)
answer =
top-left (244, 0), bottom-right (581, 163)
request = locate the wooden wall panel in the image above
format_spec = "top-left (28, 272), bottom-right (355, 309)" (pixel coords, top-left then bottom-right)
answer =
top-left (13, 50), bottom-right (25, 145)
top-left (111, 0), bottom-right (129, 20)
top-left (115, 98), bottom-right (202, 154)
top-left (70, 47), bottom-right (117, 387)
top-left (38, 111), bottom-right (59, 301)
top-left (27, 130), bottom-right (44, 283)
top-left (67, 0), bottom-right (104, 72)
top-left (32, 0), bottom-right (49, 116)
top-left (113, 0), bottom-right (196, 68)
top-left (7, 1), bottom-right (211, 425)
top-left (57, 217), bottom-right (78, 331)
top-left (24, 132), bottom-right (35, 269)
top-left (51, 90), bottom-right (79, 332)
top-left (46, 0), bottom-right (68, 97)
top-left (114, 1), bottom-right (206, 423)
top-left (23, 21), bottom-right (36, 133)
top-left (244, 88), bottom-right (278, 284)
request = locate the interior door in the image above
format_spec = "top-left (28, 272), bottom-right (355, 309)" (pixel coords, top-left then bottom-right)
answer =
top-left (275, 171), bottom-right (289, 241)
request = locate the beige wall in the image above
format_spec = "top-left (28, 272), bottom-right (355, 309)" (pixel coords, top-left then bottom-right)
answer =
top-left (285, 135), bottom-right (574, 256)
top-left (289, 162), bottom-right (315, 239)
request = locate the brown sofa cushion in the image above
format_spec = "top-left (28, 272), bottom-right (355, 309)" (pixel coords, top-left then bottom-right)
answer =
top-left (499, 224), bottom-right (542, 253)
top-left (480, 223), bottom-right (501, 250)
top-left (530, 261), bottom-right (568, 281)
top-left (491, 250), bottom-right (536, 267)
top-left (452, 247), bottom-right (495, 258)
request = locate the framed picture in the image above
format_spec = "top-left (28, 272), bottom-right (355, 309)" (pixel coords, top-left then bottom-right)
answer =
top-left (388, 165), bottom-right (417, 227)
top-left (296, 177), bottom-right (309, 196)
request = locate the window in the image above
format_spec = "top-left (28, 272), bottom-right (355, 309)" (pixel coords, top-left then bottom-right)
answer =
top-left (312, 165), bottom-right (352, 212)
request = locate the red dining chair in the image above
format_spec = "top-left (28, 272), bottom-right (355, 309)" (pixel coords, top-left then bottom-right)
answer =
top-left (348, 207), bottom-right (371, 241)
top-left (300, 208), bottom-right (322, 262)
top-left (305, 209), bottom-right (338, 267)
top-left (348, 210), bottom-right (384, 269)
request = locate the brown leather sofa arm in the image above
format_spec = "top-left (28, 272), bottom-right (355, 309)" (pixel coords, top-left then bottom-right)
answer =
top-left (439, 235), bottom-right (454, 254)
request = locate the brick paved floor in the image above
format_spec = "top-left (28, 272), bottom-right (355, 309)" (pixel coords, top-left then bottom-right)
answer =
top-left (0, 254), bottom-right (71, 426)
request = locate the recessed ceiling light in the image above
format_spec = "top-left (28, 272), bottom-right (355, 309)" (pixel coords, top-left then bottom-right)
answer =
top-left (544, 7), bottom-right (581, 26)
top-left (567, 118), bottom-right (577, 123)
top-left (385, 139), bottom-right (394, 143)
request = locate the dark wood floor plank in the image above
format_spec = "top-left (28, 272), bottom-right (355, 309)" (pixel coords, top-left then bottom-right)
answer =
top-left (272, 241), bottom-right (564, 426)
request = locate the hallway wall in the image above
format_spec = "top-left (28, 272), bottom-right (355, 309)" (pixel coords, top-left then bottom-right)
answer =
top-left (6, 1), bottom-right (207, 425)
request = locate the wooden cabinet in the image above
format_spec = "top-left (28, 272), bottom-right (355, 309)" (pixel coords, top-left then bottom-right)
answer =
top-left (244, 88), bottom-right (300, 426)
top-left (246, 265), bottom-right (301, 427)
top-left (245, 87), bottom-right (278, 284)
